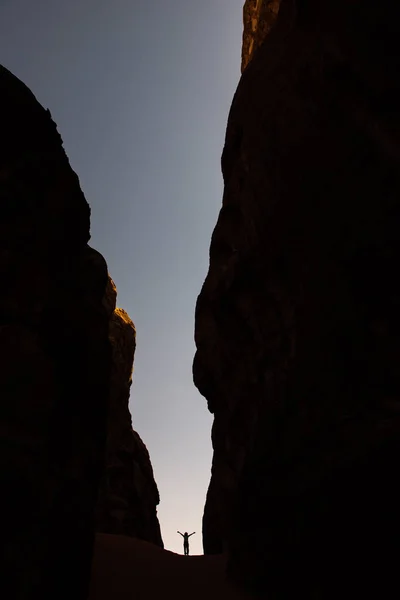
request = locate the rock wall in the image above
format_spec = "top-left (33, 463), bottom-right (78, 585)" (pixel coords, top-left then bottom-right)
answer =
top-left (194, 0), bottom-right (400, 596)
top-left (95, 277), bottom-right (163, 547)
top-left (0, 64), bottom-right (163, 600)
top-left (242, 0), bottom-right (281, 72)
top-left (0, 65), bottom-right (112, 600)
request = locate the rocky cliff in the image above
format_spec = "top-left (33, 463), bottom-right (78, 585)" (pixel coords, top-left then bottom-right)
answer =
top-left (194, 0), bottom-right (400, 596)
top-left (241, 0), bottom-right (280, 72)
top-left (0, 64), bottom-right (112, 600)
top-left (0, 64), bottom-right (162, 600)
top-left (95, 277), bottom-right (163, 547)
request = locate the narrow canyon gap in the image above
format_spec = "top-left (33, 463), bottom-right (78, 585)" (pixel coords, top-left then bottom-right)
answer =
top-left (1, 1), bottom-right (400, 598)
top-left (0, 0), bottom-right (244, 558)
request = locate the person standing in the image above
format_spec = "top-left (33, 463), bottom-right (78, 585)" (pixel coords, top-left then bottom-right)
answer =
top-left (177, 531), bottom-right (195, 555)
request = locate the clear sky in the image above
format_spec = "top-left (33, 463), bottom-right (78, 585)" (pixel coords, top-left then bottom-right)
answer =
top-left (0, 0), bottom-right (243, 555)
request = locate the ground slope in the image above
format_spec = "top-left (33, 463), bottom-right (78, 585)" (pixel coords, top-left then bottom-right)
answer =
top-left (90, 534), bottom-right (250, 600)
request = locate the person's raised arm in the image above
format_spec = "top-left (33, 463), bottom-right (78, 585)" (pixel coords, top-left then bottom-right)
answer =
top-left (177, 531), bottom-right (183, 536)
top-left (189, 532), bottom-right (196, 537)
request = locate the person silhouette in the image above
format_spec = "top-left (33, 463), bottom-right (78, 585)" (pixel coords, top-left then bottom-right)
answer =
top-left (177, 531), bottom-right (195, 555)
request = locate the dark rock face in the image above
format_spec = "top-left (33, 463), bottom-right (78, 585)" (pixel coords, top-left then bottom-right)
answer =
top-left (95, 278), bottom-right (163, 547)
top-left (194, 0), bottom-right (400, 595)
top-left (0, 65), bottom-right (112, 599)
top-left (0, 65), bottom-right (162, 599)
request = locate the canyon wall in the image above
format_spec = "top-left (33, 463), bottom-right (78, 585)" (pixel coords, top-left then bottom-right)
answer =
top-left (194, 0), bottom-right (400, 596)
top-left (0, 64), bottom-right (162, 600)
top-left (242, 0), bottom-right (280, 72)
top-left (95, 277), bottom-right (163, 548)
top-left (0, 64), bottom-right (112, 600)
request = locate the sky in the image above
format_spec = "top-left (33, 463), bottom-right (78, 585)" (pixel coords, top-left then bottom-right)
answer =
top-left (0, 0), bottom-right (243, 555)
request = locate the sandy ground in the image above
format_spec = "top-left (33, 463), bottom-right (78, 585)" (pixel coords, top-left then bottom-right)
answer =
top-left (90, 533), bottom-right (250, 600)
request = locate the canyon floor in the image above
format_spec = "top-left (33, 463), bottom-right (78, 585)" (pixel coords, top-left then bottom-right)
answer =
top-left (90, 533), bottom-right (250, 600)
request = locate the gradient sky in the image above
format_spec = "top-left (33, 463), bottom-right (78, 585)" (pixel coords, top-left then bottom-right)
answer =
top-left (0, 0), bottom-right (243, 555)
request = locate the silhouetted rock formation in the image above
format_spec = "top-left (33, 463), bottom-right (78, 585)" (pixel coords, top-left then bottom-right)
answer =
top-left (0, 65), bottom-right (162, 600)
top-left (95, 277), bottom-right (163, 547)
top-left (194, 0), bottom-right (400, 596)
top-left (0, 64), bottom-right (112, 600)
